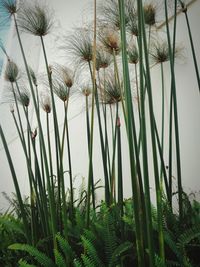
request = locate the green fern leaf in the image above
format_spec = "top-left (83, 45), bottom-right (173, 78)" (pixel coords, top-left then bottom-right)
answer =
top-left (164, 230), bottom-right (182, 262)
top-left (166, 260), bottom-right (181, 267)
top-left (18, 259), bottom-right (37, 267)
top-left (56, 233), bottom-right (75, 262)
top-left (73, 258), bottom-right (83, 267)
top-left (81, 254), bottom-right (96, 267)
top-left (9, 243), bottom-right (55, 267)
top-left (109, 241), bottom-right (133, 266)
top-left (177, 225), bottom-right (200, 249)
top-left (0, 216), bottom-right (25, 236)
top-left (81, 235), bottom-right (104, 267)
top-left (54, 249), bottom-right (66, 267)
top-left (155, 254), bottom-right (166, 267)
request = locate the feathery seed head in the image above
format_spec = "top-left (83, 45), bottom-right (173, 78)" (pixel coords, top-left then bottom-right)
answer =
top-left (40, 93), bottom-right (51, 113)
top-left (51, 64), bottom-right (74, 102)
top-left (150, 41), bottom-right (170, 64)
top-left (101, 73), bottom-right (122, 104)
top-left (128, 43), bottom-right (139, 64)
top-left (10, 104), bottom-right (14, 113)
top-left (4, 60), bottom-right (19, 83)
top-left (99, 0), bottom-right (130, 29)
top-left (66, 29), bottom-right (93, 65)
top-left (18, 2), bottom-right (53, 37)
top-left (99, 27), bottom-right (120, 55)
top-left (31, 128), bottom-right (37, 140)
top-left (143, 2), bottom-right (156, 26)
top-left (29, 66), bottom-right (37, 86)
top-left (1, 0), bottom-right (17, 16)
top-left (96, 48), bottom-right (113, 71)
top-left (81, 87), bottom-right (92, 97)
top-left (16, 85), bottom-right (31, 107)
top-left (127, 11), bottom-right (138, 37)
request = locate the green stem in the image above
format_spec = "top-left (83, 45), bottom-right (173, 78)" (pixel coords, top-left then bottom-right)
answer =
top-left (165, 0), bottom-right (183, 221)
top-left (64, 99), bottom-right (74, 218)
top-left (118, 1), bottom-right (145, 266)
top-left (13, 14), bottom-right (57, 244)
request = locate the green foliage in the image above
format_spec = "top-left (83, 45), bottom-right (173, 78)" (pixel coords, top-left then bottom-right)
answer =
top-left (18, 259), bottom-right (37, 267)
top-left (8, 243), bottom-right (55, 267)
top-left (0, 214), bottom-right (26, 266)
top-left (80, 235), bottom-right (104, 267)
top-left (56, 233), bottom-right (76, 264)
top-left (54, 249), bottom-right (66, 267)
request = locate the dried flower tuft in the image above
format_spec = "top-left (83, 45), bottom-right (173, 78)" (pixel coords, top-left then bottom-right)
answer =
top-left (4, 59), bottom-right (19, 83)
top-left (81, 87), bottom-right (92, 97)
top-left (127, 11), bottom-right (138, 37)
top-left (101, 73), bottom-right (122, 104)
top-left (29, 66), bottom-right (38, 86)
top-left (99, 27), bottom-right (120, 55)
top-left (40, 92), bottom-right (51, 113)
top-left (143, 2), bottom-right (157, 26)
top-left (96, 48), bottom-right (113, 71)
top-left (99, 0), bottom-right (130, 29)
top-left (31, 128), bottom-right (37, 140)
top-left (10, 104), bottom-right (14, 113)
top-left (150, 41), bottom-right (170, 64)
top-left (18, 2), bottom-right (53, 37)
top-left (65, 29), bottom-right (93, 66)
top-left (1, 0), bottom-right (17, 16)
top-left (51, 64), bottom-right (74, 102)
top-left (16, 86), bottom-right (31, 107)
top-left (128, 43), bottom-right (139, 64)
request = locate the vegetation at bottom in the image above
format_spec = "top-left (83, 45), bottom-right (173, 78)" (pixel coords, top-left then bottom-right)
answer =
top-left (1, 191), bottom-right (200, 267)
top-left (0, 0), bottom-right (200, 266)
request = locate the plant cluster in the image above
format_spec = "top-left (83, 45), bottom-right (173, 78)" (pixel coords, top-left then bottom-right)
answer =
top-left (0, 0), bottom-right (200, 266)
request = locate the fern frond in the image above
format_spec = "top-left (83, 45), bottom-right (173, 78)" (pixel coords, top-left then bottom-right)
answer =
top-left (81, 235), bottom-right (104, 267)
top-left (155, 254), bottom-right (166, 267)
top-left (56, 233), bottom-right (76, 262)
top-left (103, 213), bottom-right (118, 265)
top-left (177, 225), bottom-right (200, 249)
top-left (166, 260), bottom-right (181, 267)
top-left (164, 230), bottom-right (182, 262)
top-left (73, 258), bottom-right (83, 267)
top-left (109, 241), bottom-right (133, 266)
top-left (81, 254), bottom-right (96, 267)
top-left (0, 215), bottom-right (25, 236)
top-left (9, 243), bottom-right (55, 267)
top-left (54, 249), bottom-right (66, 267)
top-left (18, 259), bottom-right (37, 267)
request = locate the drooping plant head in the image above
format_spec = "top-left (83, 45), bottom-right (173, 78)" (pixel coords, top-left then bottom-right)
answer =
top-left (2, 82), bottom-right (30, 107)
top-left (127, 8), bottom-right (138, 37)
top-left (100, 72), bottom-right (122, 104)
top-left (28, 66), bottom-right (37, 87)
top-left (0, 0), bottom-right (18, 17)
top-left (127, 42), bottom-right (139, 64)
top-left (150, 39), bottom-right (182, 64)
top-left (99, 0), bottom-right (130, 30)
top-left (17, 1), bottom-right (53, 37)
top-left (51, 64), bottom-right (74, 102)
top-left (4, 59), bottom-right (19, 83)
top-left (150, 40), bottom-right (170, 64)
top-left (65, 28), bottom-right (93, 67)
top-left (15, 85), bottom-right (31, 107)
top-left (143, 2), bottom-right (157, 26)
top-left (81, 86), bottom-right (92, 97)
top-left (96, 47), bottom-right (113, 71)
top-left (98, 26), bottom-right (121, 55)
top-left (40, 92), bottom-right (51, 113)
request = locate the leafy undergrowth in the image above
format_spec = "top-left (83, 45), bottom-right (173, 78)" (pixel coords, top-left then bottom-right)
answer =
top-left (1, 193), bottom-right (200, 267)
